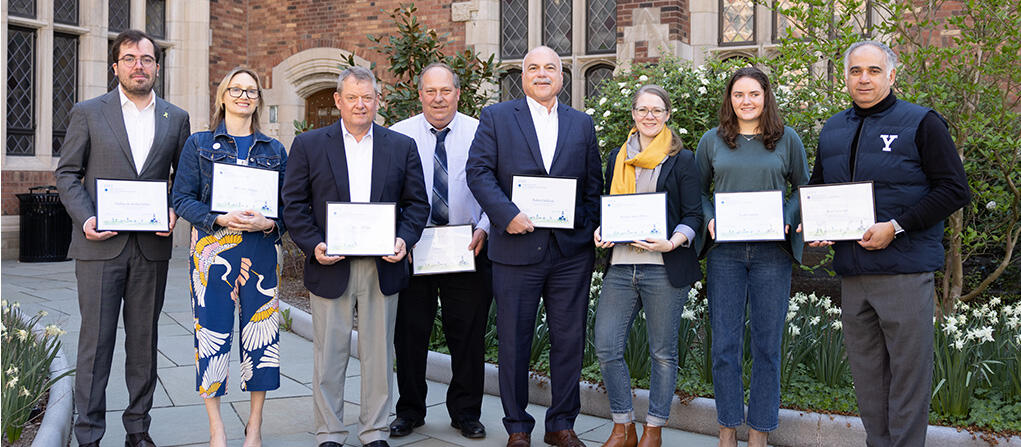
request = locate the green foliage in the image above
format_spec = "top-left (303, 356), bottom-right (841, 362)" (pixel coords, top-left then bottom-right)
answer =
top-left (292, 119), bottom-right (313, 135)
top-left (360, 3), bottom-right (503, 124)
top-left (279, 308), bottom-right (293, 333)
top-left (2, 301), bottom-right (74, 442)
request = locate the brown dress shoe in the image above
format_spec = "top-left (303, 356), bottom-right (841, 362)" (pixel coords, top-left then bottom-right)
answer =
top-left (636, 425), bottom-right (662, 447)
top-left (508, 431), bottom-right (531, 447)
top-left (602, 422), bottom-right (637, 447)
top-left (544, 429), bottom-right (586, 447)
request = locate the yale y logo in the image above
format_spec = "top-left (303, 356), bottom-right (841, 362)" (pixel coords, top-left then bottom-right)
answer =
top-left (880, 134), bottom-right (899, 152)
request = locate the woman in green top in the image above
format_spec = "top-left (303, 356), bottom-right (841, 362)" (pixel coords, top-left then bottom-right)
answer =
top-left (694, 66), bottom-right (810, 447)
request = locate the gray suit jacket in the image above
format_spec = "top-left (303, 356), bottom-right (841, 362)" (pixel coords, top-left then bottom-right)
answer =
top-left (55, 89), bottom-right (191, 261)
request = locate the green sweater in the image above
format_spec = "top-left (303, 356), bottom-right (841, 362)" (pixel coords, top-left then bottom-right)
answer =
top-left (694, 126), bottom-right (810, 262)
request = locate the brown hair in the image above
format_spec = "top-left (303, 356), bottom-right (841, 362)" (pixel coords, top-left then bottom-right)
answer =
top-left (110, 29), bottom-right (161, 64)
top-left (211, 67), bottom-right (264, 133)
top-left (717, 67), bottom-right (784, 150)
top-left (631, 84), bottom-right (684, 156)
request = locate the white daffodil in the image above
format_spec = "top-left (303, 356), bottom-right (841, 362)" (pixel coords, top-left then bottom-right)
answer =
top-left (809, 316), bottom-right (821, 326)
top-left (19, 386), bottom-right (31, 397)
top-left (986, 201), bottom-right (997, 210)
top-left (1005, 316), bottom-right (1019, 330)
top-left (786, 311), bottom-right (797, 322)
top-left (44, 324), bottom-right (66, 337)
top-left (826, 307), bottom-right (842, 316)
top-left (694, 281), bottom-right (702, 290)
top-left (6, 366), bottom-right (18, 375)
top-left (788, 325), bottom-right (801, 336)
top-left (6, 377), bottom-right (18, 389)
top-left (989, 297), bottom-right (1001, 307)
top-left (953, 338), bottom-right (966, 350)
top-left (16, 329), bottom-right (29, 341)
top-left (830, 321), bottom-right (842, 330)
top-left (36, 310), bottom-right (47, 317)
top-left (681, 308), bottom-right (697, 321)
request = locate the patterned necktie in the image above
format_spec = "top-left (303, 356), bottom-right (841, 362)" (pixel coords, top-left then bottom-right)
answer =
top-left (430, 128), bottom-right (451, 226)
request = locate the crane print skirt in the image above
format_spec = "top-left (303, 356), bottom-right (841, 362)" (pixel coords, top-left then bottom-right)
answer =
top-left (189, 227), bottom-right (281, 398)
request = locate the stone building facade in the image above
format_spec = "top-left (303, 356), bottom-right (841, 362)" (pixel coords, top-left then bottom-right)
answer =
top-left (3, 0), bottom-right (873, 258)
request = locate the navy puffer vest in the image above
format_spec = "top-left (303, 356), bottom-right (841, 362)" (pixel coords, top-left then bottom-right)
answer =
top-left (817, 99), bottom-right (945, 275)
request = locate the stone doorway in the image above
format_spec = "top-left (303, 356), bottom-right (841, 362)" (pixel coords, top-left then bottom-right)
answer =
top-left (305, 88), bottom-right (339, 131)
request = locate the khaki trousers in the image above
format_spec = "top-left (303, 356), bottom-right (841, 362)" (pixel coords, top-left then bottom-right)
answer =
top-left (310, 258), bottom-right (398, 445)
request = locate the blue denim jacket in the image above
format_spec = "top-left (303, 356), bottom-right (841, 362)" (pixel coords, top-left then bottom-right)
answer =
top-left (172, 122), bottom-right (287, 240)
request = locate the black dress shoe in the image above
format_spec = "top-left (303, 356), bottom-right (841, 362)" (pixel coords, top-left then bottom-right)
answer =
top-left (451, 418), bottom-right (487, 439)
top-left (125, 432), bottom-right (156, 447)
top-left (78, 442), bottom-right (100, 447)
top-left (318, 442), bottom-right (342, 447)
top-left (363, 441), bottom-right (390, 447)
top-left (389, 415), bottom-right (424, 437)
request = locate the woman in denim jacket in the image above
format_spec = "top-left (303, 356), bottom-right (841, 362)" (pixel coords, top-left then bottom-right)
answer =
top-left (172, 66), bottom-right (286, 447)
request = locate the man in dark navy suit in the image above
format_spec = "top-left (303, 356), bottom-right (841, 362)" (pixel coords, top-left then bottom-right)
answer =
top-left (466, 46), bottom-right (602, 447)
top-left (281, 66), bottom-right (429, 447)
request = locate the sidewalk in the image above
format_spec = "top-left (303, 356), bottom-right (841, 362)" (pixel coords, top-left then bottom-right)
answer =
top-left (2, 248), bottom-right (725, 447)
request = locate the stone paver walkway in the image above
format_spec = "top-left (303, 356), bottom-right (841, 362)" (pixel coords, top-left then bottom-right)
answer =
top-left (2, 248), bottom-right (726, 447)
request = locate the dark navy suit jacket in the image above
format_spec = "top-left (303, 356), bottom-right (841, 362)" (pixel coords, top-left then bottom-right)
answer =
top-left (281, 120), bottom-right (429, 297)
top-left (466, 98), bottom-right (603, 265)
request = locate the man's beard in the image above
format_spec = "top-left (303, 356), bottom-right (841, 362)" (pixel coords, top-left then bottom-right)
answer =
top-left (120, 73), bottom-right (155, 96)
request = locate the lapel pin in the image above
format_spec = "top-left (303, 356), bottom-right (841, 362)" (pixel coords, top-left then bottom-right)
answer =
top-left (163, 112), bottom-right (168, 118)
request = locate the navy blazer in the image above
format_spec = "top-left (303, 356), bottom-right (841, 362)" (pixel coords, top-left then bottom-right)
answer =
top-left (603, 146), bottom-right (703, 288)
top-left (281, 121), bottom-right (429, 297)
top-left (466, 98), bottom-right (603, 265)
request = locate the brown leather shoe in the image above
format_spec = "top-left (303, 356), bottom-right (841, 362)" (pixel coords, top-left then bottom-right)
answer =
top-left (508, 431), bottom-right (531, 447)
top-left (602, 422), bottom-right (637, 447)
top-left (544, 429), bottom-right (586, 447)
top-left (636, 425), bottom-right (661, 447)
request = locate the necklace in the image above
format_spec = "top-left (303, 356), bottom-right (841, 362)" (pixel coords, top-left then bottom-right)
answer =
top-left (740, 133), bottom-right (758, 142)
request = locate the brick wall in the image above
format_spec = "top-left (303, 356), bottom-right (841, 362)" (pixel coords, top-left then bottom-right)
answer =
top-left (617, 0), bottom-right (690, 45)
top-left (1, 171), bottom-right (57, 216)
top-left (208, 0), bottom-right (466, 108)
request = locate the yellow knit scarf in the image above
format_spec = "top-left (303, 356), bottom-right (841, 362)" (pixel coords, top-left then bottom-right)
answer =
top-left (609, 127), bottom-right (671, 195)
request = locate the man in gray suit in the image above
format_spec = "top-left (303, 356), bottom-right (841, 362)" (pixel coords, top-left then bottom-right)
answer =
top-left (55, 29), bottom-right (191, 447)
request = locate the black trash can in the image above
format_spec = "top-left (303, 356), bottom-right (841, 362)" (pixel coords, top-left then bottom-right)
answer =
top-left (17, 186), bottom-right (72, 262)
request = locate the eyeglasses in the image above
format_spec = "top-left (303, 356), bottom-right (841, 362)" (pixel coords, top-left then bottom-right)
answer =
top-left (633, 107), bottom-right (667, 118)
top-left (227, 87), bottom-right (260, 99)
top-left (118, 55), bottom-right (156, 67)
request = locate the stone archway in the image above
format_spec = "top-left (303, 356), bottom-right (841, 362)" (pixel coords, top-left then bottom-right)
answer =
top-left (260, 48), bottom-right (371, 149)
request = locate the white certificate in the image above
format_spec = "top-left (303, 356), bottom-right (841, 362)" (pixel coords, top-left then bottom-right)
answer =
top-left (799, 182), bottom-right (876, 241)
top-left (714, 190), bottom-right (786, 242)
top-left (95, 179), bottom-right (170, 232)
top-left (210, 163), bottom-right (279, 218)
top-left (325, 202), bottom-right (396, 256)
top-left (600, 193), bottom-right (668, 243)
top-left (412, 225), bottom-right (476, 275)
top-left (511, 175), bottom-right (577, 229)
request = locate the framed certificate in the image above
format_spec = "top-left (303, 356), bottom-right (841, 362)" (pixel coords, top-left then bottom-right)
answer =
top-left (714, 190), bottom-right (786, 242)
top-left (799, 182), bottom-right (876, 241)
top-left (325, 202), bottom-right (396, 256)
top-left (412, 225), bottom-right (476, 276)
top-left (210, 162), bottom-right (280, 218)
top-left (511, 175), bottom-right (577, 229)
top-left (600, 192), bottom-right (668, 243)
top-left (95, 179), bottom-right (170, 232)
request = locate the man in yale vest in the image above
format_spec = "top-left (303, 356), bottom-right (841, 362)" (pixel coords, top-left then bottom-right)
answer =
top-left (808, 40), bottom-right (970, 447)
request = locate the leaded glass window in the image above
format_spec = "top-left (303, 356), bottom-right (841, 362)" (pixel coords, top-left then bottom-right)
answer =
top-left (543, 0), bottom-right (573, 56)
top-left (9, 0), bottom-right (36, 18)
top-left (108, 40), bottom-right (119, 92)
top-left (586, 0), bottom-right (616, 54)
top-left (7, 27), bottom-right (36, 156)
top-left (585, 64), bottom-right (614, 99)
top-left (501, 0), bottom-right (528, 59)
top-left (109, 0), bottom-right (130, 33)
top-left (720, 0), bottom-right (755, 45)
top-left (501, 69), bottom-right (524, 101)
top-left (154, 48), bottom-right (166, 98)
top-left (558, 69), bottom-right (572, 105)
top-left (146, 0), bottom-right (166, 39)
top-left (54, 0), bottom-right (79, 25)
top-left (53, 33), bottom-right (78, 156)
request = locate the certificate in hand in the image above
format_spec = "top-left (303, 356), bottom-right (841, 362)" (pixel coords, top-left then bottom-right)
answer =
top-left (511, 175), bottom-right (577, 229)
top-left (714, 190), bottom-right (785, 242)
top-left (210, 163), bottom-right (280, 218)
top-left (600, 192), bottom-right (667, 243)
top-left (325, 202), bottom-right (396, 256)
top-left (412, 225), bottom-right (476, 276)
top-left (95, 179), bottom-right (170, 232)
top-left (799, 182), bottom-right (876, 241)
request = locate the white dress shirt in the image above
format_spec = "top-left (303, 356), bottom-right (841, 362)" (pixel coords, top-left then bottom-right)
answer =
top-left (341, 120), bottom-right (374, 203)
top-left (389, 112), bottom-right (490, 234)
top-left (118, 87), bottom-right (156, 175)
top-left (525, 96), bottom-right (559, 173)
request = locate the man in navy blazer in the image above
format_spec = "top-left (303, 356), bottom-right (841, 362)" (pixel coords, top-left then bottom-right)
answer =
top-left (466, 46), bottom-right (602, 447)
top-left (281, 67), bottom-right (428, 447)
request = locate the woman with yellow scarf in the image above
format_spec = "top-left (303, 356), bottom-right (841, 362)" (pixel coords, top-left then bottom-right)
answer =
top-left (592, 85), bottom-right (702, 447)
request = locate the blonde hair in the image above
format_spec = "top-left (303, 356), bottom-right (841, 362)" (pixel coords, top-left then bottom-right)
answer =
top-left (211, 66), bottom-right (263, 133)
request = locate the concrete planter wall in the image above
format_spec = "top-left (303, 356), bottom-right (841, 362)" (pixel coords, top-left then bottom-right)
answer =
top-left (279, 301), bottom-right (1020, 447)
top-left (30, 334), bottom-right (74, 446)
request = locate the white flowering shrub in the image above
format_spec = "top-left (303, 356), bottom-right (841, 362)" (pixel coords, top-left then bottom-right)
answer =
top-left (1, 300), bottom-right (72, 442)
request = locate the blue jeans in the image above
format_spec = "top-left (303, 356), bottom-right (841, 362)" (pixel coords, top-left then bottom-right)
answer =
top-left (594, 264), bottom-right (689, 424)
top-left (707, 242), bottom-right (791, 431)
